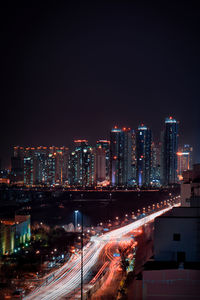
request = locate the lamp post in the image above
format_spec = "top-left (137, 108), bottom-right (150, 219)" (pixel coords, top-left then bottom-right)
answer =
top-left (80, 193), bottom-right (84, 300)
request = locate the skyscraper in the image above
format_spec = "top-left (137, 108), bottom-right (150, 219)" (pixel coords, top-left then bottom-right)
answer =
top-left (95, 144), bottom-right (106, 184)
top-left (11, 146), bottom-right (68, 186)
top-left (96, 140), bottom-right (110, 181)
top-left (183, 144), bottom-right (193, 169)
top-left (49, 146), bottom-right (69, 185)
top-left (136, 124), bottom-right (152, 187)
top-left (131, 130), bottom-right (137, 185)
top-left (161, 117), bottom-right (178, 186)
top-left (110, 127), bottom-right (121, 186)
top-left (11, 146), bottom-right (25, 183)
top-left (177, 144), bottom-right (193, 180)
top-left (68, 140), bottom-right (95, 187)
top-left (34, 147), bottom-right (49, 184)
top-left (110, 127), bottom-right (132, 187)
top-left (24, 156), bottom-right (34, 186)
top-left (151, 142), bottom-right (161, 186)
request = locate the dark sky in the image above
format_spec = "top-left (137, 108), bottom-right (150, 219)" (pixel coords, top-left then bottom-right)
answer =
top-left (1, 1), bottom-right (200, 167)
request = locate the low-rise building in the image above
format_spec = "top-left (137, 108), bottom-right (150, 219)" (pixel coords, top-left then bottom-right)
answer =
top-left (0, 214), bottom-right (31, 255)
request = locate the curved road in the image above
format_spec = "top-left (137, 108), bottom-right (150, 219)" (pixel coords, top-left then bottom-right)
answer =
top-left (25, 204), bottom-right (177, 300)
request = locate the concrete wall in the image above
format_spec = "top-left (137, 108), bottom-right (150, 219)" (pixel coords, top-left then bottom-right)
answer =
top-left (154, 217), bottom-right (200, 262)
top-left (181, 183), bottom-right (191, 206)
top-left (143, 269), bottom-right (200, 300)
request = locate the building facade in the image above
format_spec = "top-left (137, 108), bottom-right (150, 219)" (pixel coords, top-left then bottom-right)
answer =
top-left (110, 127), bottom-right (132, 187)
top-left (11, 146), bottom-right (69, 186)
top-left (136, 125), bottom-right (152, 187)
top-left (95, 145), bottom-right (107, 184)
top-left (68, 140), bottom-right (95, 187)
top-left (177, 144), bottom-right (193, 180)
top-left (161, 117), bottom-right (178, 186)
top-left (151, 142), bottom-right (161, 186)
top-left (0, 214), bottom-right (31, 255)
top-left (96, 140), bottom-right (110, 181)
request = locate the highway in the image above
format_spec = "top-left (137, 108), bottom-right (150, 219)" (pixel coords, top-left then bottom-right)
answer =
top-left (25, 204), bottom-right (177, 300)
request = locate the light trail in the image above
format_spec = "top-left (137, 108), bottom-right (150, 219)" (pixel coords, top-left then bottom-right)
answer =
top-left (25, 204), bottom-right (176, 300)
top-left (98, 205), bottom-right (174, 241)
top-left (89, 261), bottom-right (109, 284)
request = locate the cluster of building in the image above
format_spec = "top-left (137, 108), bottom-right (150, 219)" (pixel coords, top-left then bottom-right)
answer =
top-left (10, 146), bottom-right (69, 186)
top-left (9, 117), bottom-right (193, 188)
top-left (0, 213), bottom-right (31, 255)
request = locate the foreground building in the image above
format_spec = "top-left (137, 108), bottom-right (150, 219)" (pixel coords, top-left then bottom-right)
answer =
top-left (142, 164), bottom-right (200, 299)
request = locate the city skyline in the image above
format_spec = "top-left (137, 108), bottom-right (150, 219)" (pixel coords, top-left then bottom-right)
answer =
top-left (1, 117), bottom-right (196, 169)
top-left (7, 117), bottom-right (193, 188)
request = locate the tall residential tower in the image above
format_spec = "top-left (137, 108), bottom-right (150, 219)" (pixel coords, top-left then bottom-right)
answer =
top-left (161, 117), bottom-right (178, 185)
top-left (136, 124), bottom-right (152, 186)
top-left (110, 127), bottom-right (132, 186)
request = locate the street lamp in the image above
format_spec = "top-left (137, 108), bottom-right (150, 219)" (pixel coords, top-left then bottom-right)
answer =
top-left (80, 193), bottom-right (84, 300)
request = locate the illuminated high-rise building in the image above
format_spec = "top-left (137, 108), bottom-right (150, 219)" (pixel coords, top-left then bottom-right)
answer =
top-left (151, 142), bottom-right (161, 186)
top-left (11, 157), bottom-right (24, 183)
top-left (95, 145), bottom-right (106, 183)
top-left (13, 146), bottom-right (25, 159)
top-left (46, 153), bottom-right (56, 185)
top-left (49, 146), bottom-right (69, 184)
top-left (177, 144), bottom-right (193, 180)
top-left (96, 140), bottom-right (110, 181)
top-left (68, 140), bottom-right (95, 187)
top-left (24, 156), bottom-right (34, 186)
top-left (161, 117), bottom-right (178, 185)
top-left (131, 130), bottom-right (137, 185)
top-left (12, 146), bottom-right (68, 186)
top-left (110, 127), bottom-right (132, 186)
top-left (183, 144), bottom-right (193, 169)
top-left (11, 146), bottom-right (25, 183)
top-left (68, 150), bottom-right (77, 186)
top-left (34, 147), bottom-right (49, 184)
top-left (110, 127), bottom-right (121, 186)
top-left (136, 124), bottom-right (152, 187)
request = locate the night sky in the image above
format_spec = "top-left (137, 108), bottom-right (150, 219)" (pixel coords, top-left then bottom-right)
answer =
top-left (1, 1), bottom-right (200, 167)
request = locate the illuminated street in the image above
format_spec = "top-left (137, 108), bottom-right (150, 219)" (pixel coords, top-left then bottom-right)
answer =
top-left (25, 204), bottom-right (176, 300)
